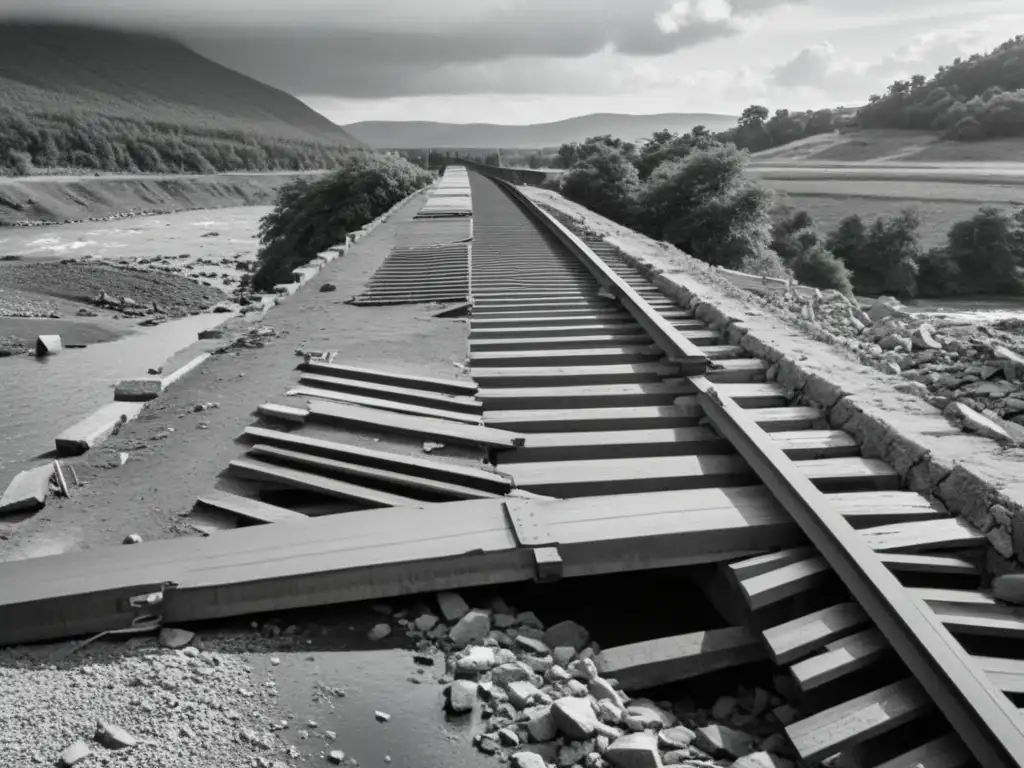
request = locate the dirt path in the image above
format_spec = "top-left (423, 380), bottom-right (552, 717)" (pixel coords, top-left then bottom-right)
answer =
top-left (0, 193), bottom-right (470, 561)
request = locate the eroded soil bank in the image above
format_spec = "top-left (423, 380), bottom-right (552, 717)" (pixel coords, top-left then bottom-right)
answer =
top-left (0, 171), bottom-right (312, 225)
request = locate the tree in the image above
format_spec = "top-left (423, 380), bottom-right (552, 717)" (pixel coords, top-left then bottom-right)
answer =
top-left (790, 243), bottom-right (854, 294)
top-left (638, 143), bottom-right (777, 272)
top-left (559, 144), bottom-right (641, 224)
top-left (828, 211), bottom-right (921, 297)
top-left (253, 152), bottom-right (433, 290)
top-left (739, 105), bottom-right (770, 127)
top-left (945, 206), bottom-right (1024, 294)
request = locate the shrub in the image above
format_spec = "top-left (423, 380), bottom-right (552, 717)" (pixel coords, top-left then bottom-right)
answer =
top-left (945, 206), bottom-right (1024, 294)
top-left (916, 247), bottom-right (963, 297)
top-left (639, 144), bottom-right (775, 270)
top-left (559, 145), bottom-right (641, 224)
top-left (790, 244), bottom-right (854, 295)
top-left (252, 152), bottom-right (433, 290)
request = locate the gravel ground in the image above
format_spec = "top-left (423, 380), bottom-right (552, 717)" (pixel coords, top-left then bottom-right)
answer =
top-left (0, 631), bottom-right (284, 767)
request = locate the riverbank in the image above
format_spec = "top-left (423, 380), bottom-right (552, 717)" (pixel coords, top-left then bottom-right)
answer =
top-left (0, 171), bottom-right (315, 225)
top-left (0, 206), bottom-right (280, 356)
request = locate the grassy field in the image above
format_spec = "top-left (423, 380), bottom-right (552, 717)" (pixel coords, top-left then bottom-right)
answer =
top-left (754, 172), bottom-right (1024, 248)
top-left (750, 129), bottom-right (1024, 164)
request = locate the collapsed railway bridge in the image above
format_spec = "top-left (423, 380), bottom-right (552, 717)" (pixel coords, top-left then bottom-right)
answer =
top-left (4, 165), bottom-right (1024, 768)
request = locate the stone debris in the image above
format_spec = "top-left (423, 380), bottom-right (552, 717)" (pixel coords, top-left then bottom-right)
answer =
top-left (368, 623), bottom-right (392, 641)
top-left (436, 591), bottom-right (471, 622)
top-left (753, 289), bottom-right (1024, 444)
top-left (60, 740), bottom-right (91, 766)
top-left (94, 720), bottom-right (137, 749)
top-left (328, 750), bottom-right (347, 764)
top-left (158, 627), bottom-right (195, 649)
top-left (398, 591), bottom-right (797, 768)
top-left (449, 610), bottom-right (491, 647)
top-left (374, 711), bottom-right (391, 722)
top-left (447, 680), bottom-right (478, 713)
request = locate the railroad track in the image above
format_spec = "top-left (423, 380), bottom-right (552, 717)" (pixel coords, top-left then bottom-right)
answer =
top-left (464, 169), bottom-right (1024, 768)
top-left (3, 165), bottom-right (1023, 768)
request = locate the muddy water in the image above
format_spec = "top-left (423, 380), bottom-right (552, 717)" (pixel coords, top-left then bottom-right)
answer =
top-left (0, 313), bottom-right (226, 488)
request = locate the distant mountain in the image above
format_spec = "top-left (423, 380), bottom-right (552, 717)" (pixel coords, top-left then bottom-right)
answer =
top-left (0, 23), bottom-right (362, 175)
top-left (344, 113), bottom-right (738, 149)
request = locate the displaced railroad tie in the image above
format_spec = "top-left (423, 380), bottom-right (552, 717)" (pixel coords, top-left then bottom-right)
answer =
top-left (464, 170), bottom-right (1024, 767)
top-left (4, 164), bottom-right (1022, 768)
top-left (0, 486), bottom-right (803, 647)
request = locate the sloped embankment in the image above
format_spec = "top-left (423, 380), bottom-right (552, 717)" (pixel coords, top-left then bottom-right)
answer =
top-left (0, 172), bottom-right (315, 225)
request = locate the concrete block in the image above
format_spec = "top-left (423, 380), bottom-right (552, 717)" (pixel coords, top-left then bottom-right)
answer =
top-left (55, 401), bottom-right (147, 456)
top-left (35, 335), bottom-right (62, 356)
top-left (0, 464), bottom-right (52, 515)
top-left (114, 378), bottom-right (163, 401)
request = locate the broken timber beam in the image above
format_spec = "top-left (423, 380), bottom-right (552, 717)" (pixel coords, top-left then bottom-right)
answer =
top-left (303, 400), bottom-right (525, 450)
top-left (596, 626), bottom-right (766, 691)
top-left (0, 485), bottom-right (798, 647)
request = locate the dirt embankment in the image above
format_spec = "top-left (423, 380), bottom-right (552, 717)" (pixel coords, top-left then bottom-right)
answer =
top-left (0, 172), bottom-right (314, 226)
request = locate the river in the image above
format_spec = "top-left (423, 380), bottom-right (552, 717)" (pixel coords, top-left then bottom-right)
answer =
top-left (0, 313), bottom-right (226, 490)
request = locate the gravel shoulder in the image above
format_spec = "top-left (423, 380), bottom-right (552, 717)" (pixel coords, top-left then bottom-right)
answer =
top-left (0, 191), bottom-right (469, 561)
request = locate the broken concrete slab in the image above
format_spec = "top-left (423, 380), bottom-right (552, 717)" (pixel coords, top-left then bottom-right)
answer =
top-left (36, 334), bottom-right (62, 356)
top-left (0, 464), bottom-right (52, 515)
top-left (113, 378), bottom-right (163, 402)
top-left (55, 401), bottom-right (147, 456)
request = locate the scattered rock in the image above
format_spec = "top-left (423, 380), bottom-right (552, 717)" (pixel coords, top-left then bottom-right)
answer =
top-left (374, 711), bottom-right (391, 722)
top-left (122, 533), bottom-right (143, 545)
top-left (414, 614), bottom-right (439, 632)
top-left (60, 740), bottom-right (91, 766)
top-left (368, 623), bottom-right (392, 641)
top-left (655, 726), bottom-right (694, 753)
top-left (436, 591), bottom-right (470, 622)
top-left (695, 724), bottom-right (754, 759)
top-left (447, 680), bottom-right (478, 713)
top-left (507, 680), bottom-right (541, 709)
top-left (158, 627), bottom-right (194, 649)
top-left (543, 620), bottom-right (590, 651)
top-left (449, 610), bottom-right (491, 647)
top-left (524, 704), bottom-right (558, 742)
top-left (511, 752), bottom-right (548, 768)
top-left (605, 732), bottom-right (661, 768)
top-left (95, 721), bottom-right (137, 749)
top-left (320, 283), bottom-right (338, 292)
top-left (328, 750), bottom-right (346, 764)
top-left (552, 696), bottom-right (601, 739)
top-left (457, 646), bottom-right (498, 674)
top-left (515, 635), bottom-right (551, 655)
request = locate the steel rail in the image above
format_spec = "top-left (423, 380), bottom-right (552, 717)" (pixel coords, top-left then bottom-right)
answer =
top-left (483, 171), bottom-right (1024, 768)
top-left (491, 179), bottom-right (709, 376)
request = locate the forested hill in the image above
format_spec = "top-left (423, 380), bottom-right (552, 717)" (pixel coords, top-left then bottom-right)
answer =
top-left (856, 34), bottom-right (1024, 140)
top-left (0, 23), bottom-right (363, 176)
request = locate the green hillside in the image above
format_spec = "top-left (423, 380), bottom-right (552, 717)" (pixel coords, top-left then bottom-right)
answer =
top-left (0, 22), bottom-right (364, 176)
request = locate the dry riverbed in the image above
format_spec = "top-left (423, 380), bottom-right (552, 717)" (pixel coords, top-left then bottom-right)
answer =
top-left (0, 207), bottom-right (271, 355)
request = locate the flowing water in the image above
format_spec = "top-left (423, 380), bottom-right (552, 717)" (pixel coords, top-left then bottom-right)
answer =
top-left (0, 313), bottom-right (226, 488)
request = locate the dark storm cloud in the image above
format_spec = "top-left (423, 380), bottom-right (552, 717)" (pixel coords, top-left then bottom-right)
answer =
top-left (0, 0), bottom-right (794, 97)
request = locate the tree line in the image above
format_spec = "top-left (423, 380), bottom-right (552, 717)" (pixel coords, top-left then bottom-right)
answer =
top-left (0, 106), bottom-right (359, 176)
top-left (552, 131), bottom-right (1024, 299)
top-left (858, 35), bottom-right (1024, 140)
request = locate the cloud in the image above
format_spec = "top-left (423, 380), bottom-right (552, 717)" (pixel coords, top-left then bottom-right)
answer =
top-left (769, 23), bottom-right (1016, 99)
top-left (0, 0), bottom-right (788, 98)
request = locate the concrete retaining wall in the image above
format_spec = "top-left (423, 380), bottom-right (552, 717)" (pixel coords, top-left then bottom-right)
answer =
top-left (526, 188), bottom-right (1024, 579)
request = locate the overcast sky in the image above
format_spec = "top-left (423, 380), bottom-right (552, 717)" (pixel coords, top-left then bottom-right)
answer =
top-left (3, 0), bottom-right (1023, 125)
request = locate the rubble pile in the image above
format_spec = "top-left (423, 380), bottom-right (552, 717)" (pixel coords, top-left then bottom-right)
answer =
top-left (378, 591), bottom-right (798, 768)
top-left (766, 289), bottom-right (1024, 443)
